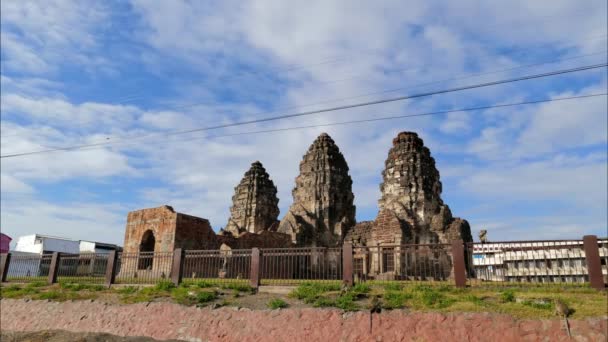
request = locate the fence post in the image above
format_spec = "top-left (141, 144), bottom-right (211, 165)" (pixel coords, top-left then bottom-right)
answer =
top-left (250, 248), bottom-right (261, 289)
top-left (1, 253), bottom-right (11, 282)
top-left (343, 243), bottom-right (353, 287)
top-left (48, 252), bottom-right (60, 284)
top-left (583, 235), bottom-right (605, 290)
top-left (104, 250), bottom-right (118, 287)
top-left (171, 248), bottom-right (184, 286)
top-left (451, 240), bottom-right (466, 288)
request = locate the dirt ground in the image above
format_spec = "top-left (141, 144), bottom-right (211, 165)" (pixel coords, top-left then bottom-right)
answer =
top-left (0, 330), bottom-right (183, 342)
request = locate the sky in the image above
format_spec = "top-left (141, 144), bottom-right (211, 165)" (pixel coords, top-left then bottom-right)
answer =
top-left (1, 0), bottom-right (607, 247)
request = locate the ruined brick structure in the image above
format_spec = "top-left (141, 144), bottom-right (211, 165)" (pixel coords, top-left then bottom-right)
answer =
top-left (277, 133), bottom-right (356, 247)
top-left (223, 161), bottom-right (280, 235)
top-left (123, 205), bottom-right (216, 254)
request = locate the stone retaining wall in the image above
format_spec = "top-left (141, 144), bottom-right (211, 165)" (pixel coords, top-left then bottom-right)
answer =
top-left (1, 299), bottom-right (606, 342)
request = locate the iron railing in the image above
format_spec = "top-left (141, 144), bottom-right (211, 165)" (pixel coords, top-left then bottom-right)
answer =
top-left (5, 253), bottom-right (52, 282)
top-left (353, 244), bottom-right (453, 286)
top-left (114, 251), bottom-right (174, 284)
top-left (1, 237), bottom-right (606, 289)
top-left (56, 253), bottom-right (109, 284)
top-left (260, 247), bottom-right (342, 285)
top-left (182, 249), bottom-right (251, 285)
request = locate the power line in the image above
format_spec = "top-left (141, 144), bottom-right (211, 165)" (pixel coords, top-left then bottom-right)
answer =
top-left (71, 93), bottom-right (608, 151)
top-left (1, 63), bottom-right (605, 159)
top-left (2, 47), bottom-right (605, 141)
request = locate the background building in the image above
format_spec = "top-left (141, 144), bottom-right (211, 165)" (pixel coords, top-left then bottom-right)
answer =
top-left (473, 239), bottom-right (608, 283)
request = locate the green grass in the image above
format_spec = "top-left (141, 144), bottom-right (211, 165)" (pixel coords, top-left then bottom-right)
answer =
top-left (383, 291), bottom-right (413, 309)
top-left (289, 282), bottom-right (342, 304)
top-left (59, 281), bottom-right (105, 292)
top-left (267, 298), bottom-right (288, 309)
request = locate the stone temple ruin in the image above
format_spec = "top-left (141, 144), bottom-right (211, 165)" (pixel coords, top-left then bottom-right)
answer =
top-left (222, 161), bottom-right (280, 236)
top-left (122, 131), bottom-right (472, 280)
top-left (345, 132), bottom-right (473, 280)
top-left (277, 133), bottom-right (356, 247)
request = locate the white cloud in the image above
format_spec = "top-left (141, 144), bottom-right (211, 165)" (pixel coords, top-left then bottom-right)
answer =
top-left (0, 0), bottom-right (110, 74)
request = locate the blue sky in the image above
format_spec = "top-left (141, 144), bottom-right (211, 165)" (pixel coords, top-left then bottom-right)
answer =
top-left (1, 0), bottom-right (607, 246)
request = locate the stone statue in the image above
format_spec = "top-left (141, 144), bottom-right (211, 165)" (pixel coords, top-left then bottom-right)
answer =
top-left (479, 230), bottom-right (488, 243)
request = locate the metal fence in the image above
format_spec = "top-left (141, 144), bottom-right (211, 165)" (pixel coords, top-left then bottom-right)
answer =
top-left (114, 251), bottom-right (174, 284)
top-left (5, 253), bottom-right (52, 282)
top-left (56, 253), bottom-right (109, 284)
top-left (182, 249), bottom-right (251, 285)
top-left (260, 247), bottom-right (342, 285)
top-left (1, 236), bottom-right (606, 289)
top-left (353, 244), bottom-right (454, 286)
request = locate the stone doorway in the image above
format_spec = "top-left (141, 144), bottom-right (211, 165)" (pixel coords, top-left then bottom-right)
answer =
top-left (138, 230), bottom-right (155, 270)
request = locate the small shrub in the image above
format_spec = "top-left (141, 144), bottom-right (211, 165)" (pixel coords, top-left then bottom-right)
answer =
top-left (383, 283), bottom-right (403, 291)
top-left (500, 290), bottom-right (516, 303)
top-left (155, 280), bottom-right (175, 291)
top-left (267, 298), bottom-right (288, 309)
top-left (196, 290), bottom-right (217, 303)
top-left (383, 291), bottom-right (413, 309)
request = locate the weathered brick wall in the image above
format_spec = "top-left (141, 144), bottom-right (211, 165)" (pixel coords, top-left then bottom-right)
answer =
top-left (175, 213), bottom-right (218, 250)
top-left (123, 205), bottom-right (178, 254)
top-left (217, 231), bottom-right (292, 249)
top-left (370, 209), bottom-right (405, 245)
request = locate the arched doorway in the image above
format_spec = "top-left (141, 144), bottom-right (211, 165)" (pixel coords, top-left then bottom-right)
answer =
top-left (138, 230), bottom-right (155, 270)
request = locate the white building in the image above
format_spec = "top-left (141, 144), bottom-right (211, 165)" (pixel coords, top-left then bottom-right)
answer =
top-left (13, 234), bottom-right (120, 255)
top-left (8, 234), bottom-right (121, 278)
top-left (472, 240), bottom-right (608, 284)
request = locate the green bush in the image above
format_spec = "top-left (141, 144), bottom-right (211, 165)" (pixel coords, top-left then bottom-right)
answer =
top-left (500, 290), bottom-right (516, 303)
top-left (267, 298), bottom-right (288, 309)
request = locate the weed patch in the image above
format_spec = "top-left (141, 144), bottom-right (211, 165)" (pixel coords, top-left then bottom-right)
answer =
top-left (267, 298), bottom-right (288, 309)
